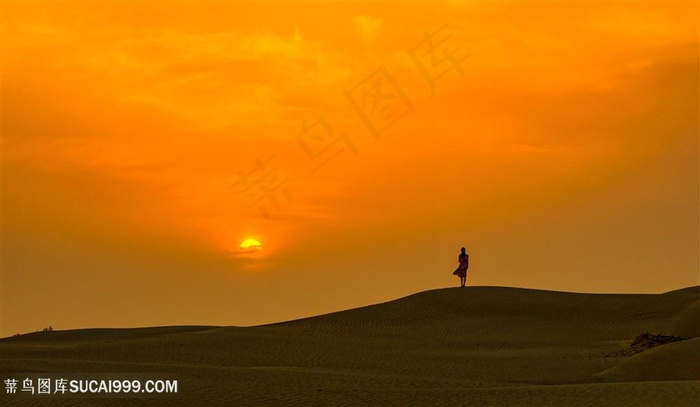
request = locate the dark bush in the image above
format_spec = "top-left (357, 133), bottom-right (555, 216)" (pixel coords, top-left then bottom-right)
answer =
top-left (627, 332), bottom-right (686, 355)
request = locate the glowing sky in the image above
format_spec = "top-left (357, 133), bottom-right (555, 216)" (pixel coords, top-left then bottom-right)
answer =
top-left (2, 1), bottom-right (698, 336)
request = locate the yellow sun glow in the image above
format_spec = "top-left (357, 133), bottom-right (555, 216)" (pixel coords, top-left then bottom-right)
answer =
top-left (240, 238), bottom-right (262, 249)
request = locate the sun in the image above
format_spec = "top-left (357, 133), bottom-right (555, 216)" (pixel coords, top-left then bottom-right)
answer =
top-left (240, 238), bottom-right (263, 250)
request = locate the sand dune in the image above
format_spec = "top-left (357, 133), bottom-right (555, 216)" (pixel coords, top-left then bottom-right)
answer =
top-left (597, 338), bottom-right (700, 382)
top-left (1, 286), bottom-right (698, 406)
top-left (673, 299), bottom-right (700, 338)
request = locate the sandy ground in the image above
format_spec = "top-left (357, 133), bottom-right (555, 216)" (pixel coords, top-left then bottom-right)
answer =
top-left (1, 286), bottom-right (698, 406)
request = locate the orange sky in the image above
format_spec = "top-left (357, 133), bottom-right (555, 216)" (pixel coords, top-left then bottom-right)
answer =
top-left (1, 1), bottom-right (698, 337)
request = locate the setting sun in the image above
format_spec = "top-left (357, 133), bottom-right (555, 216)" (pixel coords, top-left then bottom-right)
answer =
top-left (240, 238), bottom-right (263, 250)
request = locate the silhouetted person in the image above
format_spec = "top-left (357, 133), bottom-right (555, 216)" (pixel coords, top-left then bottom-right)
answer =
top-left (452, 247), bottom-right (469, 287)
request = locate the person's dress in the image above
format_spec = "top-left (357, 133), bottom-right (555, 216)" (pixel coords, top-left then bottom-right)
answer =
top-left (453, 254), bottom-right (468, 278)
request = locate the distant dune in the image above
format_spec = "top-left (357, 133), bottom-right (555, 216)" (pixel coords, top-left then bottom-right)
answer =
top-left (2, 286), bottom-right (699, 406)
top-left (665, 286), bottom-right (700, 296)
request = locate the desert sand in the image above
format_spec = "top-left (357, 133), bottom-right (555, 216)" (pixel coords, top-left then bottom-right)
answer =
top-left (1, 286), bottom-right (699, 406)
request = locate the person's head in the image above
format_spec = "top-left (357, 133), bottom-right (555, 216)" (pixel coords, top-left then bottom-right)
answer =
top-left (461, 247), bottom-right (466, 254)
